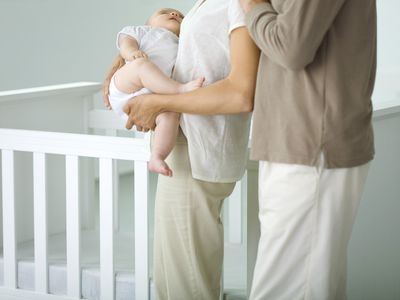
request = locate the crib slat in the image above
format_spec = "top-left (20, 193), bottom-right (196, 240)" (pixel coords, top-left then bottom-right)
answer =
top-left (33, 152), bottom-right (48, 293)
top-left (134, 161), bottom-right (149, 300)
top-left (99, 158), bottom-right (115, 300)
top-left (1, 150), bottom-right (17, 288)
top-left (66, 155), bottom-right (81, 298)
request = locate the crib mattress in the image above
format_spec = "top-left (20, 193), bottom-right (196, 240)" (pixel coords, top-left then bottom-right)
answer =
top-left (0, 229), bottom-right (246, 299)
top-left (0, 229), bottom-right (155, 300)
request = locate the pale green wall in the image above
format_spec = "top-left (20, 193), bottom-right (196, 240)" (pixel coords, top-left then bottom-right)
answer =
top-left (373, 0), bottom-right (400, 103)
top-left (0, 0), bottom-right (195, 90)
top-left (349, 114), bottom-right (400, 300)
top-left (1, 0), bottom-right (398, 103)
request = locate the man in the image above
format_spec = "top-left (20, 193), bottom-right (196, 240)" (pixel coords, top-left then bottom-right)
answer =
top-left (239, 0), bottom-right (376, 298)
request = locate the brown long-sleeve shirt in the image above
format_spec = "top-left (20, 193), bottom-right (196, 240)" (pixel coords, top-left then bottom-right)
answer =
top-left (245, 0), bottom-right (376, 168)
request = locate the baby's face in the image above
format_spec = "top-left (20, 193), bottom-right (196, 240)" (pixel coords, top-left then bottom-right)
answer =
top-left (148, 8), bottom-right (184, 36)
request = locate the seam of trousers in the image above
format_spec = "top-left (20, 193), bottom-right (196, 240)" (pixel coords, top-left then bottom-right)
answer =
top-left (162, 239), bottom-right (170, 299)
top-left (161, 234), bottom-right (171, 299)
top-left (187, 179), bottom-right (201, 300)
top-left (302, 161), bottom-right (323, 300)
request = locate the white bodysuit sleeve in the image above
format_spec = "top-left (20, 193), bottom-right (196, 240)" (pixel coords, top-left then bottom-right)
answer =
top-left (115, 25), bottom-right (151, 49)
top-left (228, 0), bottom-right (246, 35)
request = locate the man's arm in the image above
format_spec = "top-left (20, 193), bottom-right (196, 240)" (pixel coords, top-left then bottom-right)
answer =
top-left (123, 26), bottom-right (260, 130)
top-left (241, 0), bottom-right (346, 70)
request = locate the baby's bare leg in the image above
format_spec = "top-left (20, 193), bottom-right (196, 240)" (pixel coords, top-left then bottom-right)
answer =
top-left (114, 58), bottom-right (204, 95)
top-left (148, 112), bottom-right (180, 177)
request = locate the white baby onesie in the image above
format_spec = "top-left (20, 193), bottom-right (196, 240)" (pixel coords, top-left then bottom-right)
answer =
top-left (109, 26), bottom-right (179, 117)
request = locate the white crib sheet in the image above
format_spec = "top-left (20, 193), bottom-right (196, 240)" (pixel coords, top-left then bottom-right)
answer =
top-left (0, 229), bottom-right (155, 300)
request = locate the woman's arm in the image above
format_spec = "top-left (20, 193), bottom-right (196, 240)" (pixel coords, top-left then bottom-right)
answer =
top-left (123, 26), bottom-right (260, 130)
top-left (103, 54), bottom-right (125, 109)
top-left (103, 36), bottom-right (148, 109)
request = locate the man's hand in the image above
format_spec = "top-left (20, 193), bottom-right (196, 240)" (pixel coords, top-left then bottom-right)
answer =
top-left (126, 50), bottom-right (148, 61)
top-left (240, 0), bottom-right (267, 14)
top-left (123, 93), bottom-right (162, 131)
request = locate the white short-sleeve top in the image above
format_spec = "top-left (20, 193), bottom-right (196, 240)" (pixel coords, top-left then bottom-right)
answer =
top-left (116, 26), bottom-right (179, 77)
top-left (173, 0), bottom-right (251, 183)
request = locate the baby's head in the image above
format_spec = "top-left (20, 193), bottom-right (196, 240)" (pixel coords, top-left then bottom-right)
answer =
top-left (146, 8), bottom-right (184, 36)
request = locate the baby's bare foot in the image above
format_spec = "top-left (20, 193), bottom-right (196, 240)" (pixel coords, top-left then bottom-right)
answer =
top-left (148, 157), bottom-right (173, 177)
top-left (179, 77), bottom-right (205, 93)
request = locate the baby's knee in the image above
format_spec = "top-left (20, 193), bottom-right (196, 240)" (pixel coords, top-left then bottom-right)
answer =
top-left (127, 57), bottom-right (152, 70)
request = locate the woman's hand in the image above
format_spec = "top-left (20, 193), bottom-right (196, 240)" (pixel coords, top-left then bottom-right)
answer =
top-left (103, 81), bottom-right (112, 110)
top-left (123, 93), bottom-right (162, 131)
top-left (103, 54), bottom-right (126, 111)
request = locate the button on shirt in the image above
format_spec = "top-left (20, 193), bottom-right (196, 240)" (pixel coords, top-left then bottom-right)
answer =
top-left (173, 0), bottom-right (251, 183)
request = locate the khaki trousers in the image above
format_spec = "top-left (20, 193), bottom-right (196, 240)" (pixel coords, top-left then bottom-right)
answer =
top-left (153, 130), bottom-right (235, 300)
top-left (250, 153), bottom-right (371, 300)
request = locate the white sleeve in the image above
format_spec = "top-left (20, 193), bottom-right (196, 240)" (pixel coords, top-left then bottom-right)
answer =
top-left (228, 0), bottom-right (246, 35)
top-left (115, 26), bottom-right (150, 49)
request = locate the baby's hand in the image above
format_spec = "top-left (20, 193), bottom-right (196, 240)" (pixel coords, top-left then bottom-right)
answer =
top-left (127, 50), bottom-right (148, 61)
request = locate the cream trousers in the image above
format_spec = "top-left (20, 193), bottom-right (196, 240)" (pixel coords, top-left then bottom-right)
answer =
top-left (153, 130), bottom-right (235, 300)
top-left (249, 153), bottom-right (371, 300)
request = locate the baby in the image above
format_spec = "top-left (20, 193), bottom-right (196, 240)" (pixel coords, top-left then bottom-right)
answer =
top-left (105, 8), bottom-right (204, 177)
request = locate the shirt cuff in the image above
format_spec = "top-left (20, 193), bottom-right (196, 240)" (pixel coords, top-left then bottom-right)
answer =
top-left (245, 2), bottom-right (276, 28)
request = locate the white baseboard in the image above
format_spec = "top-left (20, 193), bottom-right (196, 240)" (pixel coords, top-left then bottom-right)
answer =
top-left (0, 287), bottom-right (82, 300)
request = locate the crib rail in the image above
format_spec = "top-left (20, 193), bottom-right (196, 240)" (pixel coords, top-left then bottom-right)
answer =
top-left (0, 82), bottom-right (101, 103)
top-left (0, 128), bottom-right (151, 300)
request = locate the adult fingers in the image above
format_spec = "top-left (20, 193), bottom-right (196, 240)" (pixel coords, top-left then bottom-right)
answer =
top-left (125, 118), bottom-right (135, 130)
top-left (123, 102), bottom-right (131, 115)
top-left (103, 98), bottom-right (112, 110)
top-left (103, 92), bottom-right (111, 108)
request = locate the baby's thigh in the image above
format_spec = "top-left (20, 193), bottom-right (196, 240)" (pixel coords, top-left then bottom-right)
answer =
top-left (114, 60), bottom-right (146, 93)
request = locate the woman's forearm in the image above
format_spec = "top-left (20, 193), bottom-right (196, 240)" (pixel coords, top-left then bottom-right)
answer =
top-left (156, 27), bottom-right (259, 115)
top-left (157, 77), bottom-right (254, 115)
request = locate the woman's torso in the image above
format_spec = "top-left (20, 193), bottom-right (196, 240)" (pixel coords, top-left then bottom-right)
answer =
top-left (172, 0), bottom-right (251, 183)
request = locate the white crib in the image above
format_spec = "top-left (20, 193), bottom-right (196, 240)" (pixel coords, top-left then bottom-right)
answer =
top-left (0, 83), bottom-right (260, 300)
top-left (2, 82), bottom-right (399, 300)
top-left (0, 128), bottom-right (152, 300)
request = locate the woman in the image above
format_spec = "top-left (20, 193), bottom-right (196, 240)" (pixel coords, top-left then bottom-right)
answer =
top-left (105, 0), bottom-right (259, 298)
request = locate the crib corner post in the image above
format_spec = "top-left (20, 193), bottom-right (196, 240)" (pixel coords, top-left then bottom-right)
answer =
top-left (1, 149), bottom-right (17, 289)
top-left (134, 160), bottom-right (150, 300)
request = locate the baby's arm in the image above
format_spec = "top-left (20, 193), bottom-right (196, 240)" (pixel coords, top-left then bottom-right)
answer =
top-left (119, 37), bottom-right (148, 61)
